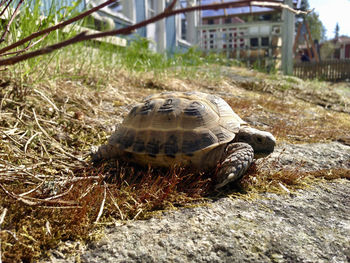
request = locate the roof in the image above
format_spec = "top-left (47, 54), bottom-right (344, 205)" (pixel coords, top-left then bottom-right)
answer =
top-left (201, 0), bottom-right (299, 18)
top-left (322, 36), bottom-right (350, 45)
top-left (336, 36), bottom-right (350, 43)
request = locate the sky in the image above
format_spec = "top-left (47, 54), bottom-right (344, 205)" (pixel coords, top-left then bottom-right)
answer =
top-left (308, 0), bottom-right (350, 39)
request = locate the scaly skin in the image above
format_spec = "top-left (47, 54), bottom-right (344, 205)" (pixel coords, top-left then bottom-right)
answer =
top-left (215, 142), bottom-right (255, 189)
top-left (91, 144), bottom-right (121, 163)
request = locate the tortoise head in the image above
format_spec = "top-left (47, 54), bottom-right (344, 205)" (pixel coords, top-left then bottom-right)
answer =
top-left (234, 126), bottom-right (276, 158)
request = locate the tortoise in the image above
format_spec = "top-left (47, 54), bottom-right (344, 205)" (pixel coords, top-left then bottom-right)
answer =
top-left (91, 91), bottom-right (276, 188)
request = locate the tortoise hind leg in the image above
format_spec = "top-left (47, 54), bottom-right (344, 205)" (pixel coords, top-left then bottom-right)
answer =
top-left (215, 142), bottom-right (254, 189)
top-left (91, 144), bottom-right (117, 163)
top-left (91, 124), bottom-right (123, 163)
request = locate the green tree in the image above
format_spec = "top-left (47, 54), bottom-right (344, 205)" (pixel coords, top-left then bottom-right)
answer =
top-left (305, 12), bottom-right (327, 41)
top-left (320, 41), bottom-right (335, 59)
top-left (298, 0), bottom-right (326, 41)
top-left (334, 23), bottom-right (340, 39)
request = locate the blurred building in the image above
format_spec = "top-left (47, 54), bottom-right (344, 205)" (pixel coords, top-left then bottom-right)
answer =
top-left (40, 0), bottom-right (200, 53)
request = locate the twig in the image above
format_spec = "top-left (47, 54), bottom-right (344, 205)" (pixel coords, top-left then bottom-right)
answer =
top-left (32, 108), bottom-right (51, 138)
top-left (78, 181), bottom-right (98, 200)
top-left (164, 0), bottom-right (177, 13)
top-left (0, 183), bottom-right (79, 206)
top-left (94, 182), bottom-right (107, 224)
top-left (278, 182), bottom-right (290, 193)
top-left (38, 136), bottom-right (50, 158)
top-left (44, 184), bottom-right (74, 200)
top-left (0, 129), bottom-right (23, 147)
top-left (0, 0), bottom-right (12, 18)
top-left (18, 129), bottom-right (28, 140)
top-left (45, 220), bottom-right (51, 235)
top-left (0, 161), bottom-right (44, 182)
top-left (0, 183), bottom-right (38, 205)
top-left (18, 182), bottom-right (44, 197)
top-left (33, 108), bottom-right (86, 163)
top-left (24, 131), bottom-right (40, 154)
top-left (0, 33), bottom-right (49, 57)
top-left (0, 208), bottom-right (7, 225)
top-left (0, 0), bottom-right (23, 43)
top-left (64, 176), bottom-right (104, 183)
top-left (133, 208), bottom-right (143, 220)
top-left (0, 0), bottom-right (119, 55)
top-left (107, 186), bottom-right (124, 220)
top-left (0, 208), bottom-right (7, 263)
top-left (250, 1), bottom-right (310, 15)
top-left (33, 89), bottom-right (60, 112)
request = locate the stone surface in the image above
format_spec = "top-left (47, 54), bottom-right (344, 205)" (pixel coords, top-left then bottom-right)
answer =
top-left (45, 142), bottom-right (350, 263)
top-left (268, 142), bottom-right (350, 171)
top-left (77, 180), bottom-right (350, 263)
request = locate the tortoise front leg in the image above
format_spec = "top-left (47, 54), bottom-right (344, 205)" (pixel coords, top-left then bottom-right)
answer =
top-left (215, 142), bottom-right (254, 189)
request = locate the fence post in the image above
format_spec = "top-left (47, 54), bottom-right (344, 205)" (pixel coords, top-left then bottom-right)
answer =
top-left (281, 0), bottom-right (295, 75)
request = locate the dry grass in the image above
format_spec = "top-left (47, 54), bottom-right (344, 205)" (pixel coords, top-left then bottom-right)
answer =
top-left (237, 158), bottom-right (350, 197)
top-left (0, 47), bottom-right (350, 262)
top-left (226, 89), bottom-right (350, 144)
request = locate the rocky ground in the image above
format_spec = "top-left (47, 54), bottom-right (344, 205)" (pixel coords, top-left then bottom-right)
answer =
top-left (39, 66), bottom-right (350, 263)
top-left (2, 57), bottom-right (349, 262)
top-left (45, 142), bottom-right (350, 263)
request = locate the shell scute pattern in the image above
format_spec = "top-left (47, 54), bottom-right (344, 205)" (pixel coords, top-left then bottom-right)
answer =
top-left (114, 126), bottom-right (135, 150)
top-left (139, 100), bottom-right (155, 115)
top-left (164, 133), bottom-right (179, 158)
top-left (132, 135), bottom-right (146, 153)
top-left (157, 98), bottom-right (181, 114)
top-left (145, 138), bottom-right (161, 157)
top-left (182, 130), bottom-right (217, 155)
top-left (113, 91), bottom-right (241, 167)
top-left (210, 126), bottom-right (233, 143)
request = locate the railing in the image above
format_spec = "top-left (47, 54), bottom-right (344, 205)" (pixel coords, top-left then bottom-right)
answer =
top-left (294, 60), bottom-right (350, 81)
top-left (197, 21), bottom-right (283, 66)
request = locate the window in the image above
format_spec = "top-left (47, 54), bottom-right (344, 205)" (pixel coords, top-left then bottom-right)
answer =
top-left (181, 16), bottom-right (187, 40)
top-left (89, 0), bottom-right (122, 12)
top-left (250, 37), bottom-right (258, 47)
top-left (208, 19), bottom-right (214, 25)
top-left (261, 37), bottom-right (269, 46)
top-left (148, 0), bottom-right (156, 18)
top-left (224, 18), bottom-right (231, 24)
top-left (209, 32), bottom-right (215, 49)
top-left (108, 2), bottom-right (121, 10)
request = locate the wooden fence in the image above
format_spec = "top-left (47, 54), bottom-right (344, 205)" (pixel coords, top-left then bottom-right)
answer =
top-left (294, 59), bottom-right (350, 81)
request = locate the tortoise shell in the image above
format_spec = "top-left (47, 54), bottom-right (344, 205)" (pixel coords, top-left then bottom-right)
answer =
top-left (108, 91), bottom-right (246, 168)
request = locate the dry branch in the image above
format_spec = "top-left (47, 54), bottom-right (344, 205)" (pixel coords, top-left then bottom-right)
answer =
top-left (1, 32), bottom-right (49, 57)
top-left (0, 183), bottom-right (79, 206)
top-left (0, 0), bottom-right (13, 18)
top-left (33, 89), bottom-right (60, 112)
top-left (0, 0), bottom-right (118, 55)
top-left (94, 182), bottom-right (107, 224)
top-left (0, 0), bottom-right (309, 66)
top-left (0, 208), bottom-right (7, 225)
top-left (251, 1), bottom-right (309, 15)
top-left (0, 0), bottom-right (23, 43)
